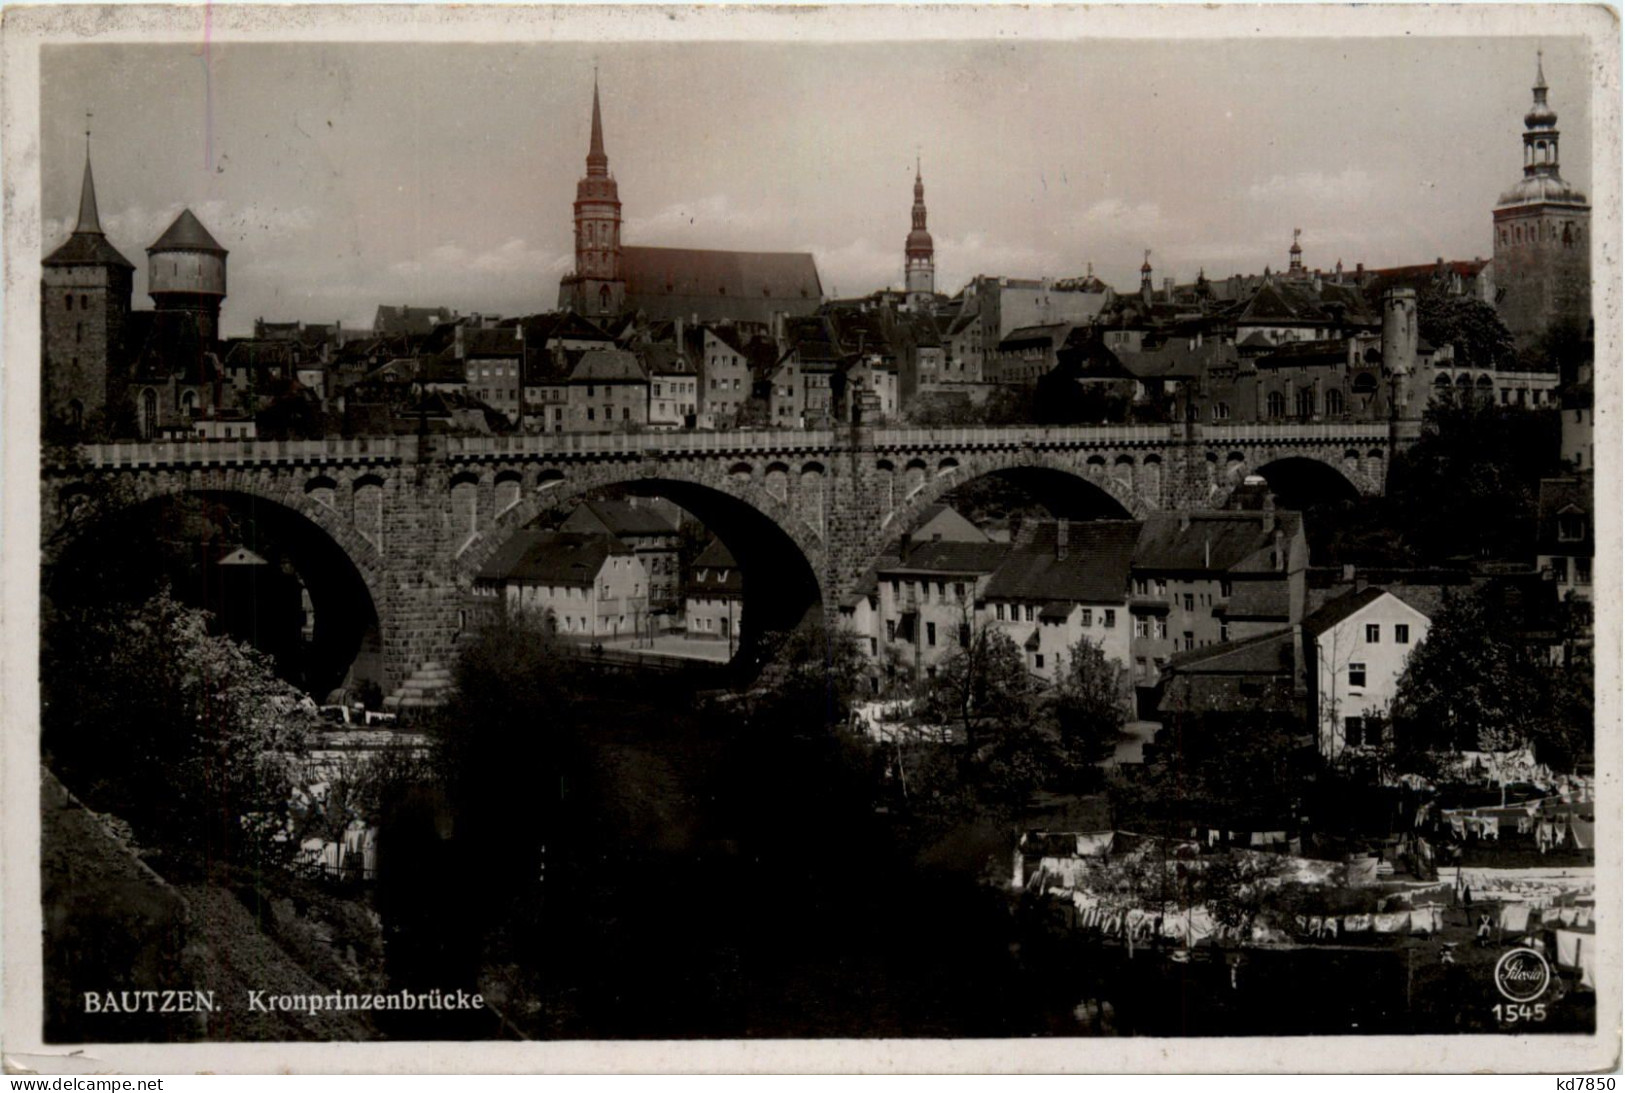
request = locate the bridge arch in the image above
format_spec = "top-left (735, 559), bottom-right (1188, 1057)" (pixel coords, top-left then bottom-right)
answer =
top-left (876, 449), bottom-right (1143, 557)
top-left (459, 462), bottom-right (829, 664)
top-left (44, 478), bottom-right (385, 701)
top-left (1246, 454), bottom-right (1365, 508)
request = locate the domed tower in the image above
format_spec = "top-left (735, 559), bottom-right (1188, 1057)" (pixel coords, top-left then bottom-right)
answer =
top-left (904, 156), bottom-right (935, 310)
top-left (42, 130), bottom-right (134, 431)
top-left (558, 76), bottom-right (625, 319)
top-left (1288, 228), bottom-right (1304, 277)
top-left (148, 208), bottom-right (227, 345)
top-left (1492, 52), bottom-right (1591, 347)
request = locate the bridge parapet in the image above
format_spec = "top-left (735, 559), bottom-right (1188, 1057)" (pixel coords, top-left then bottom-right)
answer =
top-left (57, 436), bottom-right (403, 470)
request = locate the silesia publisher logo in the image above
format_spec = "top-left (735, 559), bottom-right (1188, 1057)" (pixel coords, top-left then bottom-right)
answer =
top-left (1494, 947), bottom-right (1552, 1003)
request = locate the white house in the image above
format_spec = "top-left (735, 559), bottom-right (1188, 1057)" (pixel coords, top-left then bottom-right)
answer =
top-left (1303, 586), bottom-right (1432, 759)
top-left (474, 530), bottom-right (650, 639)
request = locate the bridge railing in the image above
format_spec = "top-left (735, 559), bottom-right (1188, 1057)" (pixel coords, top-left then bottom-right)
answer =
top-left (53, 421), bottom-right (1425, 469)
top-left (57, 436), bottom-right (402, 469)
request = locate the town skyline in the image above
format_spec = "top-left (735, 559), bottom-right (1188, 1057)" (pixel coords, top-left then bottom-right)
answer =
top-left (41, 36), bottom-right (1592, 337)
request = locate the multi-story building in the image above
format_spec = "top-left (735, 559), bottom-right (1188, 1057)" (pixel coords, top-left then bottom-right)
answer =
top-left (644, 343), bottom-right (698, 428)
top-left (561, 498), bottom-right (684, 617)
top-left (684, 538), bottom-right (743, 646)
top-left (1303, 586), bottom-right (1433, 759)
top-left (566, 349), bottom-right (648, 432)
top-left (1127, 507), bottom-right (1308, 696)
top-left (1536, 474), bottom-right (1593, 603)
top-left (473, 530), bottom-right (650, 639)
top-left (980, 519), bottom-right (1139, 684)
top-left (875, 539), bottom-right (1010, 680)
top-left (695, 324), bottom-right (755, 427)
top-left (459, 326), bottom-right (524, 423)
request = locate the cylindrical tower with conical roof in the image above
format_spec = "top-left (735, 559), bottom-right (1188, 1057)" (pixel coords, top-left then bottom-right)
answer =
top-left (148, 207), bottom-right (228, 345)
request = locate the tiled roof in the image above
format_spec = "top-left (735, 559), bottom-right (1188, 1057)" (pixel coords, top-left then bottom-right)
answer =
top-left (692, 537), bottom-right (738, 569)
top-left (1001, 323), bottom-right (1072, 346)
top-left (1223, 580), bottom-right (1291, 620)
top-left (881, 540), bottom-right (1010, 576)
top-left (1134, 511), bottom-right (1302, 573)
top-left (43, 230), bottom-right (136, 269)
top-left (149, 208), bottom-right (226, 254)
top-left (638, 342), bottom-right (694, 375)
top-left (621, 245), bottom-right (822, 324)
top-left (1166, 626), bottom-right (1296, 674)
top-left (461, 326), bottom-right (523, 357)
top-left (983, 520), bottom-right (1139, 603)
top-left (476, 530), bottom-right (629, 586)
top-left (1115, 339), bottom-right (1235, 379)
top-left (1301, 585), bottom-right (1393, 635)
top-left (562, 499), bottom-right (679, 538)
top-left (688, 538), bottom-right (742, 594)
top-left (374, 305), bottom-right (455, 337)
top-left (570, 349), bottom-right (647, 383)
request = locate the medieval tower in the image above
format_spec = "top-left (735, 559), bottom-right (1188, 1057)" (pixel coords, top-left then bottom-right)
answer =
top-left (41, 137), bottom-right (134, 432)
top-left (904, 157), bottom-right (935, 310)
top-left (1491, 53), bottom-right (1591, 347)
top-left (557, 78), bottom-right (626, 319)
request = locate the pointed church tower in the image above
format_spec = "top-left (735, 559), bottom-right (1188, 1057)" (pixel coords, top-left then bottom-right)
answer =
top-left (42, 128), bottom-right (134, 432)
top-left (558, 75), bottom-right (626, 318)
top-left (1492, 51), bottom-right (1591, 346)
top-left (904, 156), bottom-right (935, 311)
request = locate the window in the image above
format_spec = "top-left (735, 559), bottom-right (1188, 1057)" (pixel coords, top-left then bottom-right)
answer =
top-left (1134, 578), bottom-right (1148, 596)
top-left (1549, 557), bottom-right (1569, 582)
top-left (1325, 389), bottom-right (1344, 416)
top-left (1183, 593), bottom-right (1194, 612)
top-left (1219, 621), bottom-right (1230, 642)
top-left (76, 322), bottom-right (82, 343)
top-left (886, 620), bottom-right (897, 642)
top-left (1395, 624), bottom-right (1410, 644)
top-left (1025, 604), bottom-right (1034, 622)
top-left (1348, 663), bottom-right (1367, 689)
top-left (623, 407), bottom-right (630, 420)
top-left (996, 604), bottom-right (1006, 621)
top-left (1558, 514), bottom-right (1586, 542)
top-left (1035, 654), bottom-right (1045, 670)
top-left (1365, 624), bottom-right (1381, 643)
top-left (1154, 618), bottom-right (1167, 640)
top-left (1211, 401), bottom-right (1230, 421)
top-left (1103, 609), bottom-right (1116, 629)
top-left (954, 582), bottom-right (966, 601)
top-left (1344, 716), bottom-right (1366, 748)
top-left (1183, 630), bottom-right (1195, 651)
top-left (588, 385), bottom-right (595, 397)
top-left (588, 408), bottom-right (596, 421)
top-left (1267, 391), bottom-right (1286, 418)
top-left (1081, 609), bottom-right (1092, 627)
top-left (927, 622), bottom-right (937, 647)
top-left (936, 581), bottom-right (946, 602)
top-left (1576, 557), bottom-right (1592, 585)
top-left (1295, 388), bottom-right (1316, 418)
top-left (1134, 617), bottom-right (1148, 638)
top-left (64, 294), bottom-right (73, 310)
top-left (889, 580), bottom-right (900, 600)
top-left (958, 624), bottom-right (970, 648)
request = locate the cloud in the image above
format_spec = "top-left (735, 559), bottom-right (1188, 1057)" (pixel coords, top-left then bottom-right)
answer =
top-left (1073, 197), bottom-right (1163, 238)
top-left (387, 238), bottom-right (570, 281)
top-left (1245, 168), bottom-right (1377, 205)
top-left (623, 193), bottom-right (773, 245)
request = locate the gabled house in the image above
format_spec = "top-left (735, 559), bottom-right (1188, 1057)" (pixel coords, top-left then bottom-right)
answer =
top-left (684, 538), bottom-right (743, 645)
top-left (875, 539), bottom-right (1011, 680)
top-left (473, 530), bottom-right (649, 639)
top-left (1303, 586), bottom-right (1432, 759)
top-left (567, 349), bottom-right (648, 432)
top-left (560, 499), bottom-right (683, 616)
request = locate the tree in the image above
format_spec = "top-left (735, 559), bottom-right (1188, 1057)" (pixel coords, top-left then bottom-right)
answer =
top-left (1047, 637), bottom-right (1128, 786)
top-left (1417, 290), bottom-right (1516, 371)
top-left (1389, 586), bottom-right (1551, 760)
top-left (42, 589), bottom-right (318, 873)
top-left (920, 625), bottom-right (1035, 753)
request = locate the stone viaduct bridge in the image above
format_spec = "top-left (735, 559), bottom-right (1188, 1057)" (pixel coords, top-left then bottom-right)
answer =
top-left (40, 420), bottom-right (1420, 701)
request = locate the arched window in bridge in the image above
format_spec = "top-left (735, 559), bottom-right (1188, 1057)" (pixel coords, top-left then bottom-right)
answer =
top-left (1266, 392), bottom-right (1286, 419)
top-left (1324, 389), bottom-right (1344, 417)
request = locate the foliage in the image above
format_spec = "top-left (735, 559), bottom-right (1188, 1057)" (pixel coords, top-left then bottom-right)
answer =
top-left (1047, 638), bottom-right (1129, 785)
top-left (1390, 584), bottom-right (1591, 770)
top-left (1417, 290), bottom-right (1516, 371)
top-left (747, 620), bottom-right (869, 735)
top-left (42, 589), bottom-right (318, 873)
top-left (919, 625), bottom-right (1036, 753)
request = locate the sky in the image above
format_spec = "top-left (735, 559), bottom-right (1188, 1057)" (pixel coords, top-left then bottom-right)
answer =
top-left (40, 35), bottom-right (1593, 338)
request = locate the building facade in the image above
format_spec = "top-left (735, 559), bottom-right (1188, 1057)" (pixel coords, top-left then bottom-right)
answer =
top-left (1304, 587), bottom-right (1432, 759)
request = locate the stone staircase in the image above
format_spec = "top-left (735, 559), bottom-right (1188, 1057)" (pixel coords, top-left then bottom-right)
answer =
top-left (384, 661), bottom-right (455, 712)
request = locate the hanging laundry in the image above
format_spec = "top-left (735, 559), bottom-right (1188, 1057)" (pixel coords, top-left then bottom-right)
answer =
top-left (1449, 815), bottom-right (1467, 839)
top-left (1575, 906), bottom-right (1593, 929)
top-left (1570, 817), bottom-right (1594, 850)
top-left (1373, 913), bottom-right (1407, 934)
top-left (1481, 816), bottom-right (1500, 841)
top-left (1343, 914), bottom-right (1372, 933)
top-left (1499, 902), bottom-right (1532, 933)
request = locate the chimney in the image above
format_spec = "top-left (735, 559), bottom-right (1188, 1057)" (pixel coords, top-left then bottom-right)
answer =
top-left (1203, 535), bottom-right (1211, 570)
top-left (675, 314), bottom-right (685, 351)
top-left (1274, 528), bottom-right (1286, 571)
top-left (900, 532), bottom-right (912, 559)
top-left (1342, 563), bottom-right (1356, 582)
top-left (1056, 518), bottom-right (1070, 560)
top-left (1354, 574), bottom-right (1368, 593)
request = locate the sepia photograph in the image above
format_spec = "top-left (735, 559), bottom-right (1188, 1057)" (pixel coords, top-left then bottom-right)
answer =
top-left (1, 3), bottom-right (1617, 1073)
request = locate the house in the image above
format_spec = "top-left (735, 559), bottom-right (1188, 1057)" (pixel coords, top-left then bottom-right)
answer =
top-left (560, 498), bottom-right (684, 618)
top-left (458, 326), bottom-right (524, 423)
top-left (684, 538), bottom-right (743, 645)
top-left (567, 349), bottom-right (648, 432)
top-left (473, 530), bottom-right (649, 639)
top-left (1536, 474), bottom-right (1593, 603)
top-left (372, 305), bottom-right (456, 338)
top-left (1156, 627), bottom-right (1304, 746)
top-left (992, 322), bottom-right (1075, 387)
top-left (695, 324), bottom-right (758, 428)
top-left (910, 503), bottom-right (989, 544)
top-left (1128, 507), bottom-right (1308, 699)
top-left (980, 518), bottom-right (1140, 684)
top-left (875, 539), bottom-right (1011, 680)
top-left (642, 342), bottom-right (698, 429)
top-left (1303, 586), bottom-right (1433, 759)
